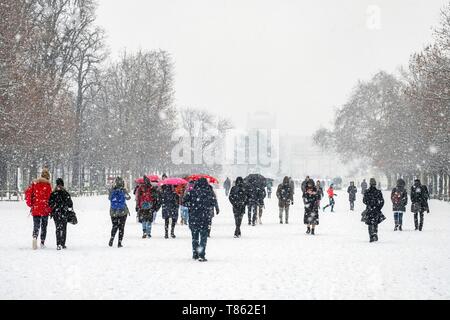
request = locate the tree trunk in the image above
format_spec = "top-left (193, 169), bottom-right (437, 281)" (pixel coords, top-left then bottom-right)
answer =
top-left (0, 155), bottom-right (7, 191)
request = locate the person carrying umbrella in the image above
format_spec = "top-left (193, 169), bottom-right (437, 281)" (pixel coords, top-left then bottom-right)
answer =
top-left (161, 184), bottom-right (180, 239)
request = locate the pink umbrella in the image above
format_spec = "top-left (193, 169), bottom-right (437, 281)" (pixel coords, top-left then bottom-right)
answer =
top-left (135, 175), bottom-right (161, 184)
top-left (158, 178), bottom-right (189, 186)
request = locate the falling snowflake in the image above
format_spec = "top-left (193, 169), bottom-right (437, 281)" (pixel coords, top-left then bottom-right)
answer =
top-left (429, 145), bottom-right (439, 154)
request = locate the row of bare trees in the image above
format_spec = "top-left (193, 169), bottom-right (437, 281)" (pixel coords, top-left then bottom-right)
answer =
top-left (0, 0), bottom-right (230, 193)
top-left (313, 4), bottom-right (450, 200)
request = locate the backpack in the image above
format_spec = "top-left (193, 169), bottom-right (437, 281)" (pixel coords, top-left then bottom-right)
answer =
top-left (392, 191), bottom-right (402, 205)
top-left (110, 189), bottom-right (126, 210)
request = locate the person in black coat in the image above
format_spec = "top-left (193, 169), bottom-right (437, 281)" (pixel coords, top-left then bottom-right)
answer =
top-left (277, 177), bottom-right (294, 224)
top-left (48, 178), bottom-right (73, 250)
top-left (160, 185), bottom-right (180, 239)
top-left (347, 182), bottom-right (358, 211)
top-left (303, 179), bottom-right (320, 235)
top-left (410, 179), bottom-right (430, 231)
top-left (391, 178), bottom-right (408, 231)
top-left (246, 183), bottom-right (266, 226)
top-left (361, 179), bottom-right (368, 195)
top-left (229, 177), bottom-right (248, 238)
top-left (183, 178), bottom-right (219, 262)
top-left (362, 178), bottom-right (385, 242)
top-left (223, 178), bottom-right (231, 197)
top-left (254, 185), bottom-right (266, 225)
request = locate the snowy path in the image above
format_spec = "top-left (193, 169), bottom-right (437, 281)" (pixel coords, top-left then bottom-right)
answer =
top-left (1, 190), bottom-right (449, 300)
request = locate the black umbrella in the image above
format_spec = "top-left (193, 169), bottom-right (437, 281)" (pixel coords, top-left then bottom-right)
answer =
top-left (245, 174), bottom-right (267, 188)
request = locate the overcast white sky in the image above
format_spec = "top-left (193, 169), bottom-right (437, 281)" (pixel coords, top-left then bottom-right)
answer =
top-left (96, 0), bottom-right (447, 136)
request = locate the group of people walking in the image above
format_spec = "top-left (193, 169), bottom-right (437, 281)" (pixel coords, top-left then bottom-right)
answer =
top-left (24, 169), bottom-right (433, 261)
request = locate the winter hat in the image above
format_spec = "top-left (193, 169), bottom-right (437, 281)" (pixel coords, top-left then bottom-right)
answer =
top-left (56, 178), bottom-right (64, 187)
top-left (41, 168), bottom-right (50, 180)
top-left (370, 178), bottom-right (377, 187)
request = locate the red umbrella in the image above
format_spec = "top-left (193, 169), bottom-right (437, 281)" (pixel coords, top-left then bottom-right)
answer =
top-left (186, 174), bottom-right (219, 184)
top-left (135, 175), bottom-right (160, 184)
top-left (158, 178), bottom-right (189, 186)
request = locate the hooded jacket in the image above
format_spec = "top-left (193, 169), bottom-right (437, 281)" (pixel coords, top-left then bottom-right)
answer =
top-left (391, 180), bottom-right (408, 212)
top-left (229, 177), bottom-right (248, 214)
top-left (25, 177), bottom-right (53, 217)
top-left (277, 177), bottom-right (294, 208)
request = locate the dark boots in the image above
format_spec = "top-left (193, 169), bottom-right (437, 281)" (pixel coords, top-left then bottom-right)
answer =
top-left (369, 224), bottom-right (379, 242)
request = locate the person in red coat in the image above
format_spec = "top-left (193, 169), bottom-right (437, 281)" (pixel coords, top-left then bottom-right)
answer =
top-left (323, 184), bottom-right (337, 213)
top-left (136, 176), bottom-right (159, 238)
top-left (25, 168), bottom-right (53, 250)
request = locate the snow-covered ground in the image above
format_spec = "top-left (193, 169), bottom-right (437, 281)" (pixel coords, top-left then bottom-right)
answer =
top-left (1, 190), bottom-right (449, 300)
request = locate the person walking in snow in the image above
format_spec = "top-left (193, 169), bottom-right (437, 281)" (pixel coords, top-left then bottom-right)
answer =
top-left (48, 178), bottom-right (73, 250)
top-left (266, 179), bottom-right (273, 199)
top-left (362, 178), bottom-right (385, 242)
top-left (25, 168), bottom-right (52, 250)
top-left (277, 177), bottom-right (294, 224)
top-left (347, 181), bottom-right (357, 211)
top-left (184, 178), bottom-right (219, 262)
top-left (108, 177), bottom-right (131, 248)
top-left (391, 178), bottom-right (408, 231)
top-left (256, 185), bottom-right (266, 225)
top-left (25, 168), bottom-right (53, 250)
top-left (301, 176), bottom-right (310, 194)
top-left (136, 176), bottom-right (159, 238)
top-left (223, 177), bottom-right (231, 197)
top-left (245, 182), bottom-right (255, 225)
top-left (361, 179), bottom-right (368, 195)
top-left (316, 180), bottom-right (324, 205)
top-left (175, 184), bottom-right (188, 225)
top-left (160, 184), bottom-right (180, 239)
top-left (303, 179), bottom-right (321, 235)
top-left (229, 177), bottom-right (248, 238)
top-left (323, 184), bottom-right (337, 212)
top-left (410, 179), bottom-right (430, 231)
